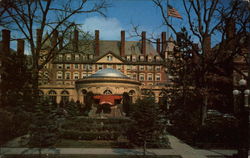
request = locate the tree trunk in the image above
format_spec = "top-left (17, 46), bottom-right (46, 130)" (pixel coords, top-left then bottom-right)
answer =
top-left (201, 94), bottom-right (208, 126)
top-left (143, 140), bottom-right (146, 157)
top-left (32, 67), bottom-right (39, 104)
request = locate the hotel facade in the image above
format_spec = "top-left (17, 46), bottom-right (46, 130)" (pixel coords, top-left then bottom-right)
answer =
top-left (38, 30), bottom-right (174, 105)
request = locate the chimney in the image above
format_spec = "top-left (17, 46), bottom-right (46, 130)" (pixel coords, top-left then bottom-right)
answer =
top-left (17, 39), bottom-right (24, 55)
top-left (2, 30), bottom-right (10, 55)
top-left (226, 18), bottom-right (235, 40)
top-left (141, 31), bottom-right (146, 55)
top-left (95, 30), bottom-right (99, 56)
top-left (36, 29), bottom-right (42, 49)
top-left (120, 30), bottom-right (125, 57)
top-left (156, 38), bottom-right (161, 54)
top-left (59, 36), bottom-right (63, 50)
top-left (52, 30), bottom-right (58, 50)
top-left (73, 29), bottom-right (78, 52)
top-left (161, 32), bottom-right (167, 56)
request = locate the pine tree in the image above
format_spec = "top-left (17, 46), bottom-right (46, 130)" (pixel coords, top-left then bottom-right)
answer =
top-left (127, 97), bottom-right (167, 156)
top-left (29, 100), bottom-right (61, 156)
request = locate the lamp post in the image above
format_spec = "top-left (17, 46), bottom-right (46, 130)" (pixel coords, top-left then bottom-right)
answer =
top-left (233, 79), bottom-right (250, 158)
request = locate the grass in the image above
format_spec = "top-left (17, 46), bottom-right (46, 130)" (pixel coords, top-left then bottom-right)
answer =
top-left (4, 154), bottom-right (182, 158)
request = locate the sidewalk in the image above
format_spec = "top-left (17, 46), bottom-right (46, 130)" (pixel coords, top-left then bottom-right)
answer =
top-left (0, 135), bottom-right (239, 158)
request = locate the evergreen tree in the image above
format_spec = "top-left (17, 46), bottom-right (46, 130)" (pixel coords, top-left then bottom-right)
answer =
top-left (29, 100), bottom-right (61, 155)
top-left (127, 97), bottom-right (167, 156)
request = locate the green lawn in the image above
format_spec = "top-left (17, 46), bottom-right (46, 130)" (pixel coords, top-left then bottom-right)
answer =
top-left (4, 154), bottom-right (181, 158)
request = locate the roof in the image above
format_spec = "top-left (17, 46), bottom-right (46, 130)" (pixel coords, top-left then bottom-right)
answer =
top-left (88, 68), bottom-right (129, 79)
top-left (60, 40), bottom-right (158, 57)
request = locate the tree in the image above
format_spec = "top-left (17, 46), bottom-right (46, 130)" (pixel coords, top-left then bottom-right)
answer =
top-left (29, 100), bottom-right (62, 157)
top-left (122, 92), bottom-right (131, 116)
top-left (152, 0), bottom-right (250, 125)
top-left (0, 0), bottom-right (109, 103)
top-left (127, 97), bottom-right (167, 156)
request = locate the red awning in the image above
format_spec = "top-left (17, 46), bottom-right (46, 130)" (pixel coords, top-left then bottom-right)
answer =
top-left (93, 95), bottom-right (122, 105)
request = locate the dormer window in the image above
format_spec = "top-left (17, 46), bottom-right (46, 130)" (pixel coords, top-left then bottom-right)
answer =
top-left (66, 54), bottom-right (71, 60)
top-left (148, 56), bottom-right (152, 62)
top-left (58, 54), bottom-right (63, 61)
top-left (139, 55), bottom-right (144, 61)
top-left (132, 56), bottom-right (136, 62)
top-left (126, 56), bottom-right (131, 61)
top-left (155, 56), bottom-right (161, 61)
top-left (107, 55), bottom-right (113, 61)
top-left (89, 54), bottom-right (93, 59)
top-left (75, 54), bottom-right (80, 61)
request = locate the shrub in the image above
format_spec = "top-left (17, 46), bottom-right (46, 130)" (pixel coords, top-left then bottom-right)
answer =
top-left (61, 130), bottom-right (120, 140)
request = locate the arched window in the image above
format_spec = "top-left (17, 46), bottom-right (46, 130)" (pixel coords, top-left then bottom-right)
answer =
top-left (61, 90), bottom-right (69, 103)
top-left (129, 90), bottom-right (135, 96)
top-left (82, 89), bottom-right (87, 94)
top-left (103, 90), bottom-right (112, 95)
top-left (38, 90), bottom-right (44, 102)
top-left (48, 90), bottom-right (57, 103)
top-left (73, 72), bottom-right (79, 79)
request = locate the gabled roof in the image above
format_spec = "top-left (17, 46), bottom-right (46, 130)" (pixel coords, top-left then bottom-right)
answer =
top-left (94, 51), bottom-right (125, 63)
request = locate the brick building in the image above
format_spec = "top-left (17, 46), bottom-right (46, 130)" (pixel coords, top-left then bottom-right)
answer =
top-left (38, 30), bottom-right (174, 104)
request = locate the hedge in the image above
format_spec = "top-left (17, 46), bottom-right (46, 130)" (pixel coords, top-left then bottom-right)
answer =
top-left (61, 129), bottom-right (120, 140)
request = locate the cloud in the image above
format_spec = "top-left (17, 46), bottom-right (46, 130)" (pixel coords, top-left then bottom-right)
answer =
top-left (81, 16), bottom-right (123, 40)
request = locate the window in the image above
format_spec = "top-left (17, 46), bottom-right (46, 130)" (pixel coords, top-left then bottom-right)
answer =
top-left (89, 54), bottom-right (93, 59)
top-left (58, 54), bottom-right (63, 61)
top-left (126, 65), bottom-right (131, 70)
top-left (38, 90), bottom-right (44, 102)
top-left (48, 90), bottom-right (57, 103)
top-left (132, 56), bottom-right (136, 62)
top-left (139, 65), bottom-right (144, 71)
top-left (66, 54), bottom-right (71, 60)
top-left (148, 56), bottom-right (152, 62)
top-left (117, 65), bottom-right (122, 70)
top-left (107, 55), bottom-right (113, 61)
top-left (155, 56), bottom-right (161, 61)
top-left (127, 73), bottom-right (131, 78)
top-left (74, 64), bottom-right (79, 69)
top-left (61, 90), bottom-right (69, 103)
top-left (103, 90), bottom-right (112, 95)
top-left (147, 73), bottom-right (153, 81)
top-left (75, 54), bottom-right (80, 61)
top-left (139, 73), bottom-right (145, 81)
top-left (126, 56), bottom-right (131, 61)
top-left (107, 64), bottom-right (113, 69)
top-left (132, 73), bottom-right (137, 80)
top-left (147, 65), bottom-right (152, 71)
top-left (65, 64), bottom-right (70, 69)
top-left (139, 56), bottom-right (144, 61)
top-left (156, 66), bottom-right (161, 71)
top-left (57, 64), bottom-right (63, 69)
top-left (156, 73), bottom-right (161, 81)
top-left (98, 64), bottom-right (103, 70)
top-left (65, 72), bottom-right (71, 80)
top-left (73, 72), bottom-right (79, 79)
top-left (82, 73), bottom-right (87, 78)
top-left (57, 71), bottom-right (63, 79)
top-left (132, 65), bottom-right (137, 71)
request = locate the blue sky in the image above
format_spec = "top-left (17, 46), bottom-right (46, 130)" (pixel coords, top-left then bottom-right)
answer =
top-left (78, 0), bottom-right (185, 41)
